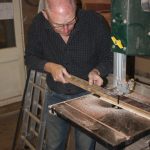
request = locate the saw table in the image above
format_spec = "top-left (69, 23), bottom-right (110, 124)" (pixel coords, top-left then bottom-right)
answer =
top-left (49, 75), bottom-right (150, 149)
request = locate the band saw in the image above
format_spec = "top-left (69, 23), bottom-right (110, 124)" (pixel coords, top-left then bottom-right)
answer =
top-left (49, 0), bottom-right (150, 149)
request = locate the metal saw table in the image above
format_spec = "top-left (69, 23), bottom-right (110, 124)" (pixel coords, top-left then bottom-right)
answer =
top-left (48, 75), bottom-right (150, 149)
top-left (49, 94), bottom-right (150, 149)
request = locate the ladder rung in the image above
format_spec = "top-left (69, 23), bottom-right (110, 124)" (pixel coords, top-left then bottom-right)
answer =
top-left (16, 70), bottom-right (47, 150)
top-left (21, 135), bottom-right (36, 150)
top-left (30, 128), bottom-right (38, 137)
top-left (26, 111), bottom-right (40, 123)
top-left (41, 75), bottom-right (46, 80)
top-left (38, 104), bottom-right (42, 110)
top-left (29, 81), bottom-right (45, 91)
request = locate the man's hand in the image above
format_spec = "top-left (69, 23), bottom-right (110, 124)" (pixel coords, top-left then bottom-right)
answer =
top-left (88, 69), bottom-right (103, 86)
top-left (44, 62), bottom-right (71, 83)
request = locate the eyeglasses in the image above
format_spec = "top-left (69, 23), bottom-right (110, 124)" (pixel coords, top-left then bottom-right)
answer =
top-left (51, 17), bottom-right (77, 29)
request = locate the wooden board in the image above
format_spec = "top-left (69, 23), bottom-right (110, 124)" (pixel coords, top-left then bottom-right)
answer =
top-left (65, 75), bottom-right (150, 120)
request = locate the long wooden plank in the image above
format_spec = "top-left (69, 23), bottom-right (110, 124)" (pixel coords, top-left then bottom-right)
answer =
top-left (65, 75), bottom-right (150, 120)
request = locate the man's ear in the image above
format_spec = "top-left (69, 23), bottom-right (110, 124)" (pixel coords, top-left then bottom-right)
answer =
top-left (42, 10), bottom-right (48, 20)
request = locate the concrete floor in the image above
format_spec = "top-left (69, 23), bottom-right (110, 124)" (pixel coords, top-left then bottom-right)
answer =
top-left (0, 113), bottom-right (18, 150)
top-left (0, 102), bottom-right (20, 150)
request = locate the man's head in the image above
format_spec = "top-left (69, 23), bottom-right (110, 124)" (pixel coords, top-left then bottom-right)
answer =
top-left (44, 0), bottom-right (77, 36)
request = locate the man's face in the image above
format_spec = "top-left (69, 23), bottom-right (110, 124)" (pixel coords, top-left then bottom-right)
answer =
top-left (46, 9), bottom-right (76, 36)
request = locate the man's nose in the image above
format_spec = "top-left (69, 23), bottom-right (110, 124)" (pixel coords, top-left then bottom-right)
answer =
top-left (63, 24), bottom-right (69, 33)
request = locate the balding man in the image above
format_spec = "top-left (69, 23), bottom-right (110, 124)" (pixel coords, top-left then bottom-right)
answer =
top-left (25, 0), bottom-right (113, 149)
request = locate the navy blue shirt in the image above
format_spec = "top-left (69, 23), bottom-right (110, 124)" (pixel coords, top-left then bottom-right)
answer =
top-left (25, 9), bottom-right (113, 94)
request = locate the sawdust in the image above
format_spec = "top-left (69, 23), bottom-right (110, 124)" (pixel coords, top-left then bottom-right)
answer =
top-left (67, 94), bottom-right (150, 136)
top-left (127, 92), bottom-right (150, 105)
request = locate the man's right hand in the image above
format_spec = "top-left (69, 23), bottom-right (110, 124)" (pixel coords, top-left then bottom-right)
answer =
top-left (44, 62), bottom-right (71, 83)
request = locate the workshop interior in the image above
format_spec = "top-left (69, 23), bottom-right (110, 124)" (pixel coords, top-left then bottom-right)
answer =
top-left (0, 0), bottom-right (150, 150)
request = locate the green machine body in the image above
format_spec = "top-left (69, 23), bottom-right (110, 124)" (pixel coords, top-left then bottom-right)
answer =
top-left (111, 0), bottom-right (150, 56)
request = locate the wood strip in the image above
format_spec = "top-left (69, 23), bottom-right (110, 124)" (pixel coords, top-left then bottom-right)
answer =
top-left (65, 75), bottom-right (150, 120)
top-left (21, 136), bottom-right (35, 150)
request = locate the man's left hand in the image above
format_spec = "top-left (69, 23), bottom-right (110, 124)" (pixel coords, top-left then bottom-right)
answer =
top-left (88, 69), bottom-right (103, 86)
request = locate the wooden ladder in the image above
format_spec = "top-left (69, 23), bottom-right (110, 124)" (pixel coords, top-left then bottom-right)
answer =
top-left (13, 70), bottom-right (47, 150)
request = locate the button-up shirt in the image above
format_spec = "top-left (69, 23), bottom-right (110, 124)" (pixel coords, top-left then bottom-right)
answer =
top-left (25, 9), bottom-right (113, 95)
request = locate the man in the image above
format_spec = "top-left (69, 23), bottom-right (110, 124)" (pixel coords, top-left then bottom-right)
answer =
top-left (25, 0), bottom-right (113, 149)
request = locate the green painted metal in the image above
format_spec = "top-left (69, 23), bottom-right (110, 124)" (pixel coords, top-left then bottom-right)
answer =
top-left (111, 0), bottom-right (150, 56)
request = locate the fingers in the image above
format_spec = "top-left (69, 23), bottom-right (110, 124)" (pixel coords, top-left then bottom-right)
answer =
top-left (89, 75), bottom-right (103, 86)
top-left (88, 70), bottom-right (103, 86)
top-left (45, 62), bottom-right (71, 84)
top-left (54, 72), bottom-right (66, 83)
top-left (93, 77), bottom-right (103, 86)
top-left (62, 68), bottom-right (71, 78)
top-left (52, 65), bottom-right (70, 84)
top-left (89, 78), bottom-right (94, 85)
top-left (58, 68), bottom-right (71, 83)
